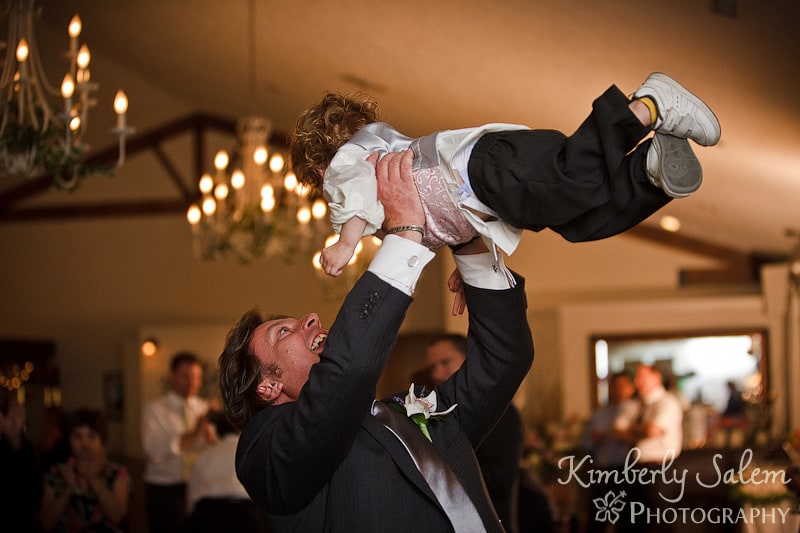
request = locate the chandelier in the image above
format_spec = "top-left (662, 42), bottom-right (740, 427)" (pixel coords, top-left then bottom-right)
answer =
top-left (0, 0), bottom-right (131, 189)
top-left (186, 116), bottom-right (333, 264)
top-left (184, 119), bottom-right (382, 274)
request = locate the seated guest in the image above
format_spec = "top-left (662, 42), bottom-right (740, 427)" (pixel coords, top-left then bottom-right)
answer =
top-left (39, 408), bottom-right (130, 533)
top-left (185, 411), bottom-right (266, 533)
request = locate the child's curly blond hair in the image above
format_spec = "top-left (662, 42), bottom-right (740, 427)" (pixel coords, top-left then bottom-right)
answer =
top-left (289, 92), bottom-right (380, 192)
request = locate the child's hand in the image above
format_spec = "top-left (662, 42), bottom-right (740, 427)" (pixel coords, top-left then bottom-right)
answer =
top-left (448, 268), bottom-right (466, 316)
top-left (320, 241), bottom-right (354, 277)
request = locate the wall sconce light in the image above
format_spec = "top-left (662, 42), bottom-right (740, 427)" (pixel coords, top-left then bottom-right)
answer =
top-left (660, 215), bottom-right (681, 233)
top-left (141, 338), bottom-right (159, 357)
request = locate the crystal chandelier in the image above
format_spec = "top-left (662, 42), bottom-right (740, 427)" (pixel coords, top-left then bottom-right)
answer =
top-left (186, 116), bottom-right (332, 264)
top-left (0, 0), bottom-right (131, 189)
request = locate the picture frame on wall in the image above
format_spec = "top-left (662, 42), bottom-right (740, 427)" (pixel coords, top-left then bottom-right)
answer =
top-left (103, 372), bottom-right (124, 421)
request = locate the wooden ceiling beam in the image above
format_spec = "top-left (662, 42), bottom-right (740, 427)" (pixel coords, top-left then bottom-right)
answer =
top-left (626, 224), bottom-right (768, 285)
top-left (0, 198), bottom-right (192, 220)
top-left (0, 112), bottom-right (236, 212)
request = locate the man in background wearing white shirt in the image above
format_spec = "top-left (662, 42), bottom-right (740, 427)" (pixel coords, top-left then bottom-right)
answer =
top-left (141, 352), bottom-right (216, 533)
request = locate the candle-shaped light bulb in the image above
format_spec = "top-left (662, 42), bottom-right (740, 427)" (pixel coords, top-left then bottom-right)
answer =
top-left (68, 15), bottom-right (82, 38)
top-left (69, 116), bottom-right (81, 131)
top-left (114, 90), bottom-right (128, 130)
top-left (61, 74), bottom-right (75, 98)
top-left (269, 153), bottom-right (285, 173)
top-left (297, 206), bottom-right (311, 225)
top-left (214, 150), bottom-right (229, 171)
top-left (186, 205), bottom-right (201, 225)
top-left (214, 183), bottom-right (229, 200)
top-left (312, 251), bottom-right (323, 271)
top-left (261, 195), bottom-right (276, 212)
top-left (283, 172), bottom-right (297, 192)
top-left (253, 146), bottom-right (268, 165)
top-left (311, 198), bottom-right (327, 219)
top-left (61, 74), bottom-right (75, 118)
top-left (198, 173), bottom-right (214, 194)
top-left (231, 170), bottom-right (245, 190)
top-left (16, 39), bottom-right (29, 62)
top-left (114, 90), bottom-right (128, 114)
top-left (68, 15), bottom-right (81, 61)
top-left (77, 44), bottom-right (91, 68)
top-left (295, 184), bottom-right (310, 198)
top-left (202, 197), bottom-right (217, 216)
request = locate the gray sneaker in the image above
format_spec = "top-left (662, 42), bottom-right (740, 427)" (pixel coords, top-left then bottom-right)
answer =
top-left (634, 72), bottom-right (721, 146)
top-left (646, 133), bottom-right (702, 198)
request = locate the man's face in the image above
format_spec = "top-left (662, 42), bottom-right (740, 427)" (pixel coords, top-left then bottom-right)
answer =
top-left (250, 313), bottom-right (328, 403)
top-left (634, 365), bottom-right (661, 396)
top-left (70, 425), bottom-right (104, 461)
top-left (171, 362), bottom-right (203, 399)
top-left (610, 374), bottom-right (635, 403)
top-left (427, 339), bottom-right (466, 385)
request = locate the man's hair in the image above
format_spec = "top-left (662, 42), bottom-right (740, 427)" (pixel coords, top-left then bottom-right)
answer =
top-left (428, 333), bottom-right (468, 356)
top-left (218, 308), bottom-right (287, 430)
top-left (170, 351), bottom-right (200, 373)
top-left (67, 408), bottom-right (108, 443)
top-left (610, 371), bottom-right (631, 383)
top-left (289, 91), bottom-right (380, 192)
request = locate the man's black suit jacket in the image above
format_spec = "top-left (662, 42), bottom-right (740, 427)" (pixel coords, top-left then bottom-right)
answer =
top-left (236, 271), bottom-right (534, 532)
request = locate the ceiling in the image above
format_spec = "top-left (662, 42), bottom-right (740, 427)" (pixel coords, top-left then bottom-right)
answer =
top-left (7, 0), bottom-right (800, 263)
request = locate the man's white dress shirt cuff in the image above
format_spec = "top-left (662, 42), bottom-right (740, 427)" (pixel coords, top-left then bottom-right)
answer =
top-left (368, 235), bottom-right (435, 295)
top-left (453, 249), bottom-right (515, 290)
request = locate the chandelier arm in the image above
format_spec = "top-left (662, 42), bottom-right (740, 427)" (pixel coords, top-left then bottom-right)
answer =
top-left (51, 167), bottom-right (79, 190)
top-left (23, 2), bottom-right (59, 97)
top-left (0, 10), bottom-right (19, 88)
top-left (21, 72), bottom-right (38, 129)
top-left (0, 6), bottom-right (19, 137)
top-left (23, 22), bottom-right (60, 133)
top-left (0, 83), bottom-right (14, 135)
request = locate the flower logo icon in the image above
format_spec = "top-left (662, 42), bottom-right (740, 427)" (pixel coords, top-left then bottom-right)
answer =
top-left (593, 490), bottom-right (626, 523)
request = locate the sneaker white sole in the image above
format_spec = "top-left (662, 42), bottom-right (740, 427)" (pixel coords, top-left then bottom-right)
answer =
top-left (638, 72), bottom-right (721, 147)
top-left (647, 133), bottom-right (702, 198)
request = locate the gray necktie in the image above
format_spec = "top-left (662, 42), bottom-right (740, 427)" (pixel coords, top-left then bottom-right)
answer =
top-left (372, 400), bottom-right (487, 533)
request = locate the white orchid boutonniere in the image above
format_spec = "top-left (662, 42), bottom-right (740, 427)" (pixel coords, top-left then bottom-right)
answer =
top-left (402, 383), bottom-right (457, 442)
